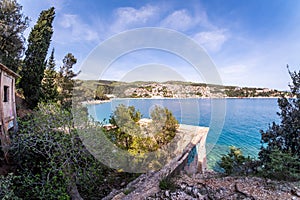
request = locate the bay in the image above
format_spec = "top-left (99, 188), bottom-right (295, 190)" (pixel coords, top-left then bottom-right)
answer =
top-left (87, 98), bottom-right (280, 169)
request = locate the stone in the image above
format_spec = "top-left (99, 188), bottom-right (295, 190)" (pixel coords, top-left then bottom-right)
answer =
top-left (111, 192), bottom-right (126, 200)
top-left (165, 190), bottom-right (170, 197)
top-left (185, 186), bottom-right (193, 194)
top-left (180, 182), bottom-right (188, 190)
top-left (192, 187), bottom-right (199, 197)
top-left (291, 188), bottom-right (300, 197)
top-left (120, 182), bottom-right (126, 187)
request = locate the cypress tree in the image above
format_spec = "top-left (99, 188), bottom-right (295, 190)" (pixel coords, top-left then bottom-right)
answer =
top-left (20, 7), bottom-right (55, 108)
top-left (41, 48), bottom-right (58, 102)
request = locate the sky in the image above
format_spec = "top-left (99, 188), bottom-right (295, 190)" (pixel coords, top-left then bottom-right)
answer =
top-left (17, 0), bottom-right (300, 90)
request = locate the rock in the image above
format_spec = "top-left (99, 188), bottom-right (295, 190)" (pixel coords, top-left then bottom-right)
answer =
top-left (165, 190), bottom-right (170, 197)
top-left (185, 186), bottom-right (193, 194)
top-left (170, 191), bottom-right (180, 199)
top-left (180, 182), bottom-right (188, 190)
top-left (278, 185), bottom-right (285, 191)
top-left (111, 192), bottom-right (126, 200)
top-left (120, 182), bottom-right (126, 187)
top-left (192, 187), bottom-right (199, 197)
top-left (198, 186), bottom-right (208, 195)
top-left (114, 172), bottom-right (300, 200)
top-left (291, 188), bottom-right (300, 197)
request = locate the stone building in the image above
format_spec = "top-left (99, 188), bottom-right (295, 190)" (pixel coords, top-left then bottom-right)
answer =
top-left (0, 63), bottom-right (19, 148)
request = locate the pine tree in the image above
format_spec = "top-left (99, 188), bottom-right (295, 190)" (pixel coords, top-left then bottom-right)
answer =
top-left (0, 0), bottom-right (29, 71)
top-left (19, 7), bottom-right (55, 108)
top-left (57, 53), bottom-right (78, 109)
top-left (259, 67), bottom-right (300, 180)
top-left (41, 48), bottom-right (58, 102)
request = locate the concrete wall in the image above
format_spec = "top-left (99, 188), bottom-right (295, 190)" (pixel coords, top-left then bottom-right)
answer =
top-left (104, 125), bottom-right (209, 200)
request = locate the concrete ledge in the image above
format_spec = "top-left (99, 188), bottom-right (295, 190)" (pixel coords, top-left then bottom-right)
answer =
top-left (103, 124), bottom-right (209, 200)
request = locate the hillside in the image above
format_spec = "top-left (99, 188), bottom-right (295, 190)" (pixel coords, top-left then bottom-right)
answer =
top-left (76, 80), bottom-right (291, 100)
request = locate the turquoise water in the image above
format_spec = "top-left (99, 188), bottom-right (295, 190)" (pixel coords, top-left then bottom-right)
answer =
top-left (87, 98), bottom-right (280, 169)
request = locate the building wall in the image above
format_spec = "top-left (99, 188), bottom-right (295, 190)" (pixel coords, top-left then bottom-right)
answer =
top-left (0, 64), bottom-right (18, 132)
top-left (2, 74), bottom-right (14, 120)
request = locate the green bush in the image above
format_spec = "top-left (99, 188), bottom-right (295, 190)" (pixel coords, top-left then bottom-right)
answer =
top-left (218, 146), bottom-right (252, 175)
top-left (106, 104), bottom-right (178, 153)
top-left (10, 103), bottom-right (73, 198)
top-left (0, 173), bottom-right (20, 200)
top-left (259, 68), bottom-right (300, 181)
top-left (9, 102), bottom-right (113, 199)
top-left (159, 177), bottom-right (176, 191)
top-left (260, 148), bottom-right (300, 181)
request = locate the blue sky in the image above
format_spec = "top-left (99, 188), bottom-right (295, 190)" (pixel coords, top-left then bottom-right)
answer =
top-left (17, 0), bottom-right (300, 90)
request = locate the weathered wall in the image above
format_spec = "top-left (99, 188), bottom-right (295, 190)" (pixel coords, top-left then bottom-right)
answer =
top-left (103, 125), bottom-right (209, 200)
top-left (0, 63), bottom-right (18, 132)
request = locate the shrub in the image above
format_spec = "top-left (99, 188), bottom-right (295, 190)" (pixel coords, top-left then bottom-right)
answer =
top-left (0, 173), bottom-right (20, 200)
top-left (159, 177), bottom-right (176, 191)
top-left (9, 102), bottom-right (113, 199)
top-left (106, 104), bottom-right (178, 153)
top-left (218, 146), bottom-right (252, 175)
top-left (260, 148), bottom-right (300, 181)
top-left (259, 68), bottom-right (300, 181)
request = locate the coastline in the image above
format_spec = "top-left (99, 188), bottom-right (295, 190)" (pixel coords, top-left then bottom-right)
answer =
top-left (82, 96), bottom-right (280, 105)
top-left (81, 99), bottom-right (111, 105)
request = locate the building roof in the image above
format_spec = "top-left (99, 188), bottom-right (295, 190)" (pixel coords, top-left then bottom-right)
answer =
top-left (0, 63), bottom-right (20, 78)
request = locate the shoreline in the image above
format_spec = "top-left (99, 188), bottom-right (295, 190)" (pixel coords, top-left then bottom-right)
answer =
top-left (81, 99), bottom-right (111, 105)
top-left (82, 96), bottom-right (280, 105)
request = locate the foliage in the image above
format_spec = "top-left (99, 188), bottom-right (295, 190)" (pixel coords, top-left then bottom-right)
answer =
top-left (260, 148), bottom-right (300, 181)
top-left (41, 48), bottom-right (58, 102)
top-left (123, 188), bottom-right (134, 195)
top-left (106, 105), bottom-right (178, 154)
top-left (57, 53), bottom-right (78, 109)
top-left (218, 146), bottom-right (252, 175)
top-left (225, 88), bottom-right (246, 97)
top-left (225, 87), bottom-right (286, 98)
top-left (108, 105), bottom-right (141, 150)
top-left (19, 7), bottom-right (55, 108)
top-left (150, 106), bottom-right (179, 145)
top-left (10, 102), bottom-right (75, 198)
top-left (0, 173), bottom-right (21, 200)
top-left (0, 0), bottom-right (29, 72)
top-left (159, 177), bottom-right (176, 191)
top-left (259, 68), bottom-right (300, 180)
top-left (95, 85), bottom-right (111, 100)
top-left (9, 102), bottom-right (112, 199)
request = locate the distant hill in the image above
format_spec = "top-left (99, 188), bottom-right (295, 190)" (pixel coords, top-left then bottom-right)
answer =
top-left (75, 80), bottom-right (291, 101)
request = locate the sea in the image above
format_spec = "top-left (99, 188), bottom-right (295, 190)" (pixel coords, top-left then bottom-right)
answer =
top-left (87, 98), bottom-right (280, 170)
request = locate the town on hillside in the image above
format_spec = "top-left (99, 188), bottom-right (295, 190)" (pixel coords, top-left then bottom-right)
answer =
top-left (78, 80), bottom-right (292, 100)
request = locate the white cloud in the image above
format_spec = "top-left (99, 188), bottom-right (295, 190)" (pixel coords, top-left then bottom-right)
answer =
top-left (160, 9), bottom-right (194, 31)
top-left (193, 30), bottom-right (228, 52)
top-left (160, 8), bottom-right (217, 32)
top-left (110, 5), bottom-right (159, 33)
top-left (57, 14), bottom-right (99, 42)
top-left (60, 14), bottom-right (75, 28)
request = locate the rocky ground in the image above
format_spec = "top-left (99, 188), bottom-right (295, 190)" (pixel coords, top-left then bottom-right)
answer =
top-left (147, 171), bottom-right (300, 200)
